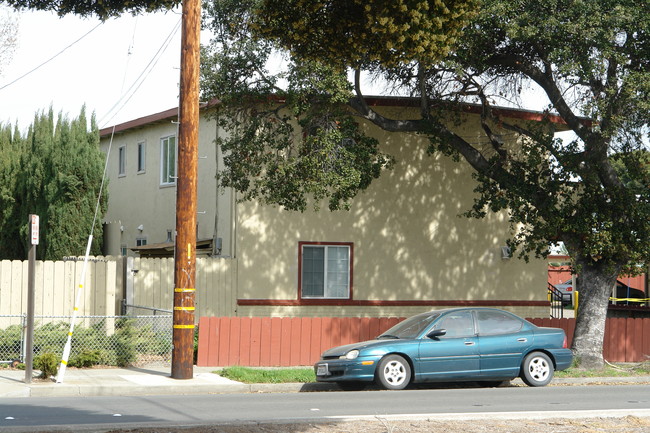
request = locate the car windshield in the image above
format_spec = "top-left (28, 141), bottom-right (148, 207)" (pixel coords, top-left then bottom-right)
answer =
top-left (378, 312), bottom-right (441, 340)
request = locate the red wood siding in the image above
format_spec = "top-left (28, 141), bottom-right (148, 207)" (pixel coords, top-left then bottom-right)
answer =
top-left (547, 256), bottom-right (647, 294)
top-left (197, 316), bottom-right (650, 367)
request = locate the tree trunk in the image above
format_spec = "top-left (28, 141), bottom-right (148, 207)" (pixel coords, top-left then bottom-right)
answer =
top-left (571, 258), bottom-right (622, 369)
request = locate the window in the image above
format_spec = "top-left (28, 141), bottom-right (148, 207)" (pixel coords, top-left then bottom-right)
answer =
top-left (136, 238), bottom-right (147, 247)
top-left (137, 141), bottom-right (146, 173)
top-left (476, 310), bottom-right (523, 335)
top-left (118, 145), bottom-right (126, 177)
top-left (160, 135), bottom-right (176, 185)
top-left (299, 242), bottom-right (352, 299)
top-left (434, 311), bottom-right (475, 338)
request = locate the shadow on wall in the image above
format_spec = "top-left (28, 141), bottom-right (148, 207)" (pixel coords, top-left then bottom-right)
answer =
top-left (235, 114), bottom-right (544, 311)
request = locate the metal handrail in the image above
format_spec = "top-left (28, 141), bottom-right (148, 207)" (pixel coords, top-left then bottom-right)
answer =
top-left (120, 299), bottom-right (172, 315)
top-left (548, 283), bottom-right (571, 318)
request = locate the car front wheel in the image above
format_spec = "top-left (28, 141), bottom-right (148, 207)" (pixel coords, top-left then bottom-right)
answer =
top-left (376, 354), bottom-right (411, 390)
top-left (520, 351), bottom-right (554, 387)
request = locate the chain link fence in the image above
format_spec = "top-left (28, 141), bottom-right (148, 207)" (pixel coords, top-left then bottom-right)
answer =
top-left (0, 314), bottom-right (173, 367)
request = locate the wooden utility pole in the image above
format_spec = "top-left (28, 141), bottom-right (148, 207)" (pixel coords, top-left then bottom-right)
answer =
top-left (172, 0), bottom-right (201, 380)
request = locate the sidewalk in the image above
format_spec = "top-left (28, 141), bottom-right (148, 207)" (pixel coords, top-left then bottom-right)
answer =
top-left (0, 365), bottom-right (340, 398)
top-left (1, 366), bottom-right (648, 398)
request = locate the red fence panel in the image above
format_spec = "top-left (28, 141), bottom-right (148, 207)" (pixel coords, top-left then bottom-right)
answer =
top-left (197, 316), bottom-right (649, 367)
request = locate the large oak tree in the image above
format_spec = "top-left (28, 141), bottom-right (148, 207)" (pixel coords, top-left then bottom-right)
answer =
top-left (201, 0), bottom-right (650, 368)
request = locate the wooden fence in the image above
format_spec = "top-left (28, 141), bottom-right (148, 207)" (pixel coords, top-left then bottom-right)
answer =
top-left (0, 257), bottom-right (238, 327)
top-left (125, 256), bottom-right (238, 319)
top-left (0, 258), bottom-right (120, 327)
top-left (527, 317), bottom-right (650, 362)
top-left (196, 316), bottom-right (650, 367)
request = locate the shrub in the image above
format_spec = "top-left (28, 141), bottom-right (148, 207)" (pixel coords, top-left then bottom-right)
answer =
top-left (33, 352), bottom-right (59, 379)
top-left (69, 349), bottom-right (105, 368)
top-left (113, 318), bottom-right (137, 367)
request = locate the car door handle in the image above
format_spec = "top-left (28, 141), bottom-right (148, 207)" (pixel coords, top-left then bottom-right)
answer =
top-left (464, 341), bottom-right (475, 346)
top-left (517, 338), bottom-right (528, 342)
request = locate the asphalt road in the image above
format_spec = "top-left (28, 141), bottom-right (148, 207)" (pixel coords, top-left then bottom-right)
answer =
top-left (1, 384), bottom-right (649, 432)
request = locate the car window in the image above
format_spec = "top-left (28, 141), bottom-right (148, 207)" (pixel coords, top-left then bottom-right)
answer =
top-left (433, 311), bottom-right (475, 338)
top-left (379, 312), bottom-right (440, 339)
top-left (476, 310), bottom-right (523, 335)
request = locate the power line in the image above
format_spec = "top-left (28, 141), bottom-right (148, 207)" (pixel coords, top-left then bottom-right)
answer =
top-left (0, 22), bottom-right (102, 92)
top-left (99, 17), bottom-right (182, 127)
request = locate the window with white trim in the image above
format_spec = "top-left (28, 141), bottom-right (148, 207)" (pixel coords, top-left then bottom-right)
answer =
top-left (300, 242), bottom-right (352, 299)
top-left (160, 135), bottom-right (176, 186)
top-left (118, 145), bottom-right (126, 177)
top-left (137, 141), bottom-right (146, 173)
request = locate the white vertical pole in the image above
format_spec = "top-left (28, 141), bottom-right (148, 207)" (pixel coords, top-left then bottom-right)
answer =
top-left (55, 235), bottom-right (93, 383)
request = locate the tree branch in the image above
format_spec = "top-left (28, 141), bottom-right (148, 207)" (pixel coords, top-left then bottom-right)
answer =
top-left (351, 71), bottom-right (425, 133)
top-left (486, 54), bottom-right (593, 143)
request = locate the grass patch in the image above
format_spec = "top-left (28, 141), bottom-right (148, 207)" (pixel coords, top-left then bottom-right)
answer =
top-left (556, 361), bottom-right (650, 378)
top-left (219, 366), bottom-right (316, 383)
top-left (218, 362), bottom-right (650, 384)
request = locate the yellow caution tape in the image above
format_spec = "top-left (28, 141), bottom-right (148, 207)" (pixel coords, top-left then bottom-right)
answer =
top-left (609, 297), bottom-right (650, 303)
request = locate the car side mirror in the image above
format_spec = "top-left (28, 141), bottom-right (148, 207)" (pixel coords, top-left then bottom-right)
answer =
top-left (427, 329), bottom-right (446, 339)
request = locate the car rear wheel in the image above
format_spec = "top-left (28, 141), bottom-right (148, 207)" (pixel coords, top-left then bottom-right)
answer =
top-left (376, 354), bottom-right (411, 390)
top-left (520, 351), bottom-right (554, 387)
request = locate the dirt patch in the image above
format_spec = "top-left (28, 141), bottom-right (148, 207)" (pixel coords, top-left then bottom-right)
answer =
top-left (95, 415), bottom-right (650, 433)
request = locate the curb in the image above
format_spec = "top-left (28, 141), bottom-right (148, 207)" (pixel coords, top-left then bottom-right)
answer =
top-left (1, 371), bottom-right (648, 399)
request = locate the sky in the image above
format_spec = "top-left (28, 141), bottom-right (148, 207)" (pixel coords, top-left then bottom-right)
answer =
top-left (0, 6), bottom-right (184, 132)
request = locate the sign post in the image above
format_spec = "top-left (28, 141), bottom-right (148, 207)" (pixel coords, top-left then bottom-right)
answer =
top-left (25, 214), bottom-right (38, 384)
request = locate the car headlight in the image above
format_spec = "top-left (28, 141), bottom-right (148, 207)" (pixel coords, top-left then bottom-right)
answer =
top-left (341, 350), bottom-right (359, 360)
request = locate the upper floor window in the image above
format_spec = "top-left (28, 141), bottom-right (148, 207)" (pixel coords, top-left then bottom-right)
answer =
top-left (118, 145), bottom-right (126, 177)
top-left (299, 242), bottom-right (352, 299)
top-left (160, 135), bottom-right (176, 185)
top-left (137, 141), bottom-right (146, 173)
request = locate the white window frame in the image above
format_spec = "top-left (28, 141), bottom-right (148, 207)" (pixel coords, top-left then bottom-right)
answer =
top-left (137, 141), bottom-right (146, 174)
top-left (299, 242), bottom-right (352, 299)
top-left (160, 135), bottom-right (177, 186)
top-left (136, 238), bottom-right (147, 247)
top-left (118, 145), bottom-right (126, 177)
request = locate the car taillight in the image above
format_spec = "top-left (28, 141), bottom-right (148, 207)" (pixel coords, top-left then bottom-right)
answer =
top-left (563, 336), bottom-right (568, 349)
top-left (566, 287), bottom-right (572, 291)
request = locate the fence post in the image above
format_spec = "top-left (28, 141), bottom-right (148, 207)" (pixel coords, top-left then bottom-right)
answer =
top-left (125, 256), bottom-right (135, 312)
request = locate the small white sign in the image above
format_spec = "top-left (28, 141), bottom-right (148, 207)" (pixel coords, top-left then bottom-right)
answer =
top-left (30, 214), bottom-right (39, 245)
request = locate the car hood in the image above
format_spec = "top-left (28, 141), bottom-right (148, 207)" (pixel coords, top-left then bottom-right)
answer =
top-left (321, 339), bottom-right (402, 357)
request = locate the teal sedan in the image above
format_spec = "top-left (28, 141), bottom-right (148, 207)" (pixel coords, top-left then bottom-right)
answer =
top-left (314, 308), bottom-right (573, 390)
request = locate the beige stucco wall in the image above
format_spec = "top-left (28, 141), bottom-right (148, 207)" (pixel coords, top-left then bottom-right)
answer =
top-left (100, 113), bottom-right (235, 256)
top-left (100, 104), bottom-right (550, 319)
top-left (235, 110), bottom-right (548, 318)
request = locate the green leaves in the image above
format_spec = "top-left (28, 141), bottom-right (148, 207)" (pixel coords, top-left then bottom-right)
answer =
top-left (216, 97), bottom-right (393, 212)
top-left (1, 0), bottom-right (180, 20)
top-left (0, 107), bottom-right (107, 259)
top-left (253, 0), bottom-right (479, 68)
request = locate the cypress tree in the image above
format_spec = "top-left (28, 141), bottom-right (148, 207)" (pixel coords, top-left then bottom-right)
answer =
top-left (0, 107), bottom-right (106, 260)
